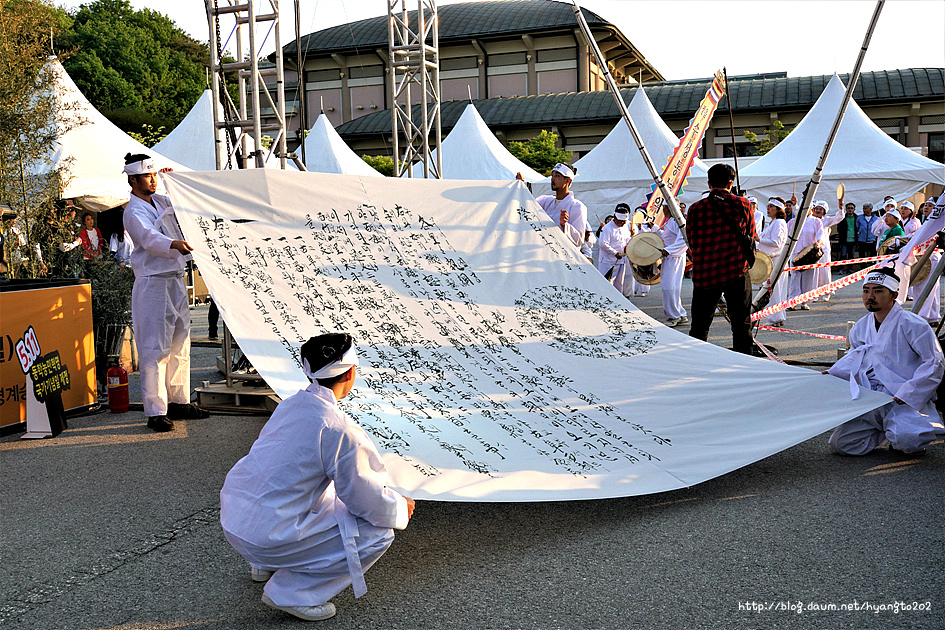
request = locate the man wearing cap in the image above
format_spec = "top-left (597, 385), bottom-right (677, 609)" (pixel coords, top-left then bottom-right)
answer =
top-left (825, 268), bottom-right (944, 455)
top-left (685, 163), bottom-right (757, 354)
top-left (220, 333), bottom-right (414, 622)
top-left (597, 203), bottom-right (634, 295)
top-left (855, 203), bottom-right (878, 260)
top-left (535, 163), bottom-right (587, 248)
top-left (658, 203), bottom-right (688, 327)
top-left (122, 153), bottom-right (208, 432)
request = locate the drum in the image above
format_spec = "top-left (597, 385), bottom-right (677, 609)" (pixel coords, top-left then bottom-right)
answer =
top-left (748, 251), bottom-right (773, 283)
top-left (630, 260), bottom-right (662, 286)
top-left (792, 243), bottom-right (823, 266)
top-left (625, 231), bottom-right (665, 266)
top-left (877, 236), bottom-right (906, 257)
top-left (911, 256), bottom-right (932, 286)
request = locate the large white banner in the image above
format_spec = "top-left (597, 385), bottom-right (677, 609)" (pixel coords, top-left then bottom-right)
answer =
top-left (165, 170), bottom-right (888, 502)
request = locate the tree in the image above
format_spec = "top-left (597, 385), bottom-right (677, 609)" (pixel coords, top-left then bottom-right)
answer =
top-left (743, 120), bottom-right (793, 155)
top-left (0, 0), bottom-right (75, 278)
top-left (507, 130), bottom-right (573, 175)
top-left (57, 0), bottom-right (209, 135)
top-left (361, 155), bottom-right (394, 177)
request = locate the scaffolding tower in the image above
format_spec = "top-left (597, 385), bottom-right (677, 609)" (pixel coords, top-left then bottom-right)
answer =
top-left (388, 0), bottom-right (442, 178)
top-left (205, 0), bottom-right (290, 170)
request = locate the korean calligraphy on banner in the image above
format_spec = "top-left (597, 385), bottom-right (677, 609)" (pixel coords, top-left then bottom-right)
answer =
top-left (165, 170), bottom-right (887, 502)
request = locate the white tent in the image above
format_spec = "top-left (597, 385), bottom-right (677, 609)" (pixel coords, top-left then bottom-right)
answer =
top-left (154, 89), bottom-right (291, 172)
top-left (409, 103), bottom-right (544, 182)
top-left (35, 59), bottom-right (186, 212)
top-left (741, 74), bottom-right (945, 204)
top-left (536, 86), bottom-right (709, 225)
top-left (302, 113), bottom-right (382, 176)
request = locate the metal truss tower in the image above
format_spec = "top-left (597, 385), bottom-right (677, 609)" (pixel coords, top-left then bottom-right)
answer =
top-left (388, 0), bottom-right (442, 178)
top-left (205, 0), bottom-right (291, 170)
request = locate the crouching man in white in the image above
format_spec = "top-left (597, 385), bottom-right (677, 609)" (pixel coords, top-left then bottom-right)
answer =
top-left (220, 333), bottom-right (415, 621)
top-left (825, 268), bottom-right (944, 455)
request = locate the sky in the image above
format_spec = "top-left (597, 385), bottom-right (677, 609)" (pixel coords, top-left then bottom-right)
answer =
top-left (57, 0), bottom-right (944, 80)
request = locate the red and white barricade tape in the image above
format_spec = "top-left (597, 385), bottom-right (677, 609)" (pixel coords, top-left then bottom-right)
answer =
top-left (751, 258), bottom-right (893, 321)
top-left (785, 254), bottom-right (891, 272)
top-left (755, 325), bottom-right (847, 341)
top-left (752, 338), bottom-right (787, 364)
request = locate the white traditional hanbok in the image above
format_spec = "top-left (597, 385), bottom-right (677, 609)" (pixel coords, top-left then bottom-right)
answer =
top-left (124, 192), bottom-right (191, 417)
top-left (757, 217), bottom-right (788, 324)
top-left (597, 220), bottom-right (633, 296)
top-left (788, 215), bottom-right (824, 302)
top-left (221, 382), bottom-right (409, 606)
top-left (827, 303), bottom-right (944, 454)
top-left (915, 249), bottom-right (942, 323)
top-left (658, 218), bottom-right (687, 320)
top-left (814, 208), bottom-right (845, 300)
top-left (536, 192), bottom-right (588, 244)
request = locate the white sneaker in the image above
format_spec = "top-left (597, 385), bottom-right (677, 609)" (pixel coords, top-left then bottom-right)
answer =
top-left (676, 316), bottom-right (689, 325)
top-left (262, 593), bottom-right (336, 621)
top-left (665, 317), bottom-right (680, 327)
top-left (251, 567), bottom-right (275, 582)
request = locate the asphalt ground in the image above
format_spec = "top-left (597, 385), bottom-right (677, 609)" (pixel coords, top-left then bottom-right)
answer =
top-left (2, 271), bottom-right (943, 630)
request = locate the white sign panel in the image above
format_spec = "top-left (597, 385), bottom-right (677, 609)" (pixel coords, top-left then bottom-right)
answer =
top-left (165, 170), bottom-right (888, 501)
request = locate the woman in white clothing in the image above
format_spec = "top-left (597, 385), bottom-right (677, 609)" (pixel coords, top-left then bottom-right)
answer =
top-left (756, 198), bottom-right (789, 325)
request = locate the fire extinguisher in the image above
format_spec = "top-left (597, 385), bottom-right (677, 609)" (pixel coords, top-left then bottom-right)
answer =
top-left (106, 360), bottom-right (129, 413)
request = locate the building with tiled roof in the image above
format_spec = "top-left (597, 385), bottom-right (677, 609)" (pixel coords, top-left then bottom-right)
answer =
top-left (334, 68), bottom-right (945, 163)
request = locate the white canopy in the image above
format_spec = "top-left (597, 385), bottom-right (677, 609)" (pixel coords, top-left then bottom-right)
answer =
top-left (741, 74), bottom-right (945, 204)
top-left (35, 59), bottom-right (186, 212)
top-left (302, 113), bottom-right (382, 176)
top-left (409, 103), bottom-right (544, 182)
top-left (536, 86), bottom-right (709, 225)
top-left (154, 89), bottom-right (291, 172)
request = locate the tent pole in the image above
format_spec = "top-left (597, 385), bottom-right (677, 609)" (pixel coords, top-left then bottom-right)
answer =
top-left (570, 0), bottom-right (687, 245)
top-left (754, 0), bottom-right (885, 313)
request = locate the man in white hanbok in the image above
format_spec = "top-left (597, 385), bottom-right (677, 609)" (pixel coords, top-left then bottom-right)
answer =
top-left (534, 163), bottom-right (586, 248)
top-left (221, 333), bottom-right (414, 622)
top-left (756, 198), bottom-right (788, 325)
top-left (786, 207), bottom-right (825, 310)
top-left (826, 269), bottom-right (944, 455)
top-left (122, 154), bottom-right (208, 432)
top-left (658, 205), bottom-right (688, 326)
top-left (811, 200), bottom-right (845, 301)
top-left (597, 204), bottom-right (634, 296)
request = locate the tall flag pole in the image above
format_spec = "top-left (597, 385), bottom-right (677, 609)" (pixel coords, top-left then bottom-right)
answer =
top-left (723, 67), bottom-right (741, 193)
top-left (754, 0), bottom-right (886, 313)
top-left (570, 1), bottom-right (688, 245)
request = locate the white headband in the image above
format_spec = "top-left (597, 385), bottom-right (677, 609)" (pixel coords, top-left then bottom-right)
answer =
top-left (767, 198), bottom-right (785, 210)
top-left (812, 200), bottom-right (828, 210)
top-left (302, 344), bottom-right (359, 381)
top-left (614, 209), bottom-right (629, 220)
top-left (900, 200), bottom-right (914, 212)
top-left (122, 159), bottom-right (157, 176)
top-left (864, 270), bottom-right (899, 292)
top-left (747, 196), bottom-right (758, 205)
top-left (551, 163), bottom-right (575, 179)
top-left (885, 208), bottom-right (901, 221)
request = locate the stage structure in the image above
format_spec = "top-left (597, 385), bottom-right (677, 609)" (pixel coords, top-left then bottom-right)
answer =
top-left (205, 0), bottom-right (299, 170)
top-left (201, 0), bottom-right (297, 412)
top-left (388, 0), bottom-right (442, 178)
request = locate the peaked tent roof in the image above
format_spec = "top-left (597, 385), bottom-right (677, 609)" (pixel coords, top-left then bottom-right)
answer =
top-left (154, 89), bottom-right (288, 171)
top-left (37, 59), bottom-right (186, 211)
top-left (409, 103), bottom-right (544, 182)
top-left (536, 86), bottom-right (708, 223)
top-left (741, 73), bottom-right (945, 203)
top-left (302, 113), bottom-right (382, 176)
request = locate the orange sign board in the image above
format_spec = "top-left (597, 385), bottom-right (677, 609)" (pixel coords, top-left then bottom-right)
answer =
top-left (1, 282), bottom-right (96, 428)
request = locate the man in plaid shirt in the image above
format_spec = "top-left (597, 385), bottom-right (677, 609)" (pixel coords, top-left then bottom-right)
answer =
top-left (686, 164), bottom-right (757, 354)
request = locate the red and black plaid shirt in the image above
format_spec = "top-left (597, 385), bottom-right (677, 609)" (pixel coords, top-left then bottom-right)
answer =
top-left (687, 190), bottom-right (757, 288)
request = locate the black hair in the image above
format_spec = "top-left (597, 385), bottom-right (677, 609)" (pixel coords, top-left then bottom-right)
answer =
top-left (301, 333), bottom-right (354, 386)
top-left (81, 211), bottom-right (93, 223)
top-left (614, 203), bottom-right (631, 214)
top-left (124, 152), bottom-right (150, 164)
top-left (707, 163), bottom-right (736, 188)
top-left (873, 266), bottom-right (900, 282)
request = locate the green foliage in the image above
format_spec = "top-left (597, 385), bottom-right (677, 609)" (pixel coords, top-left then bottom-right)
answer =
top-left (507, 130), bottom-right (572, 175)
top-left (361, 155), bottom-right (394, 177)
top-left (127, 123), bottom-right (167, 147)
top-left (743, 120), bottom-right (793, 155)
top-left (0, 0), bottom-right (74, 278)
top-left (57, 0), bottom-right (209, 136)
top-left (259, 135), bottom-right (273, 150)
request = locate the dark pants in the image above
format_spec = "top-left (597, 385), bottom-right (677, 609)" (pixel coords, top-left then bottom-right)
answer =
top-left (839, 242), bottom-right (857, 260)
top-left (857, 242), bottom-right (875, 259)
top-left (689, 272), bottom-right (753, 355)
top-left (208, 298), bottom-right (219, 338)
